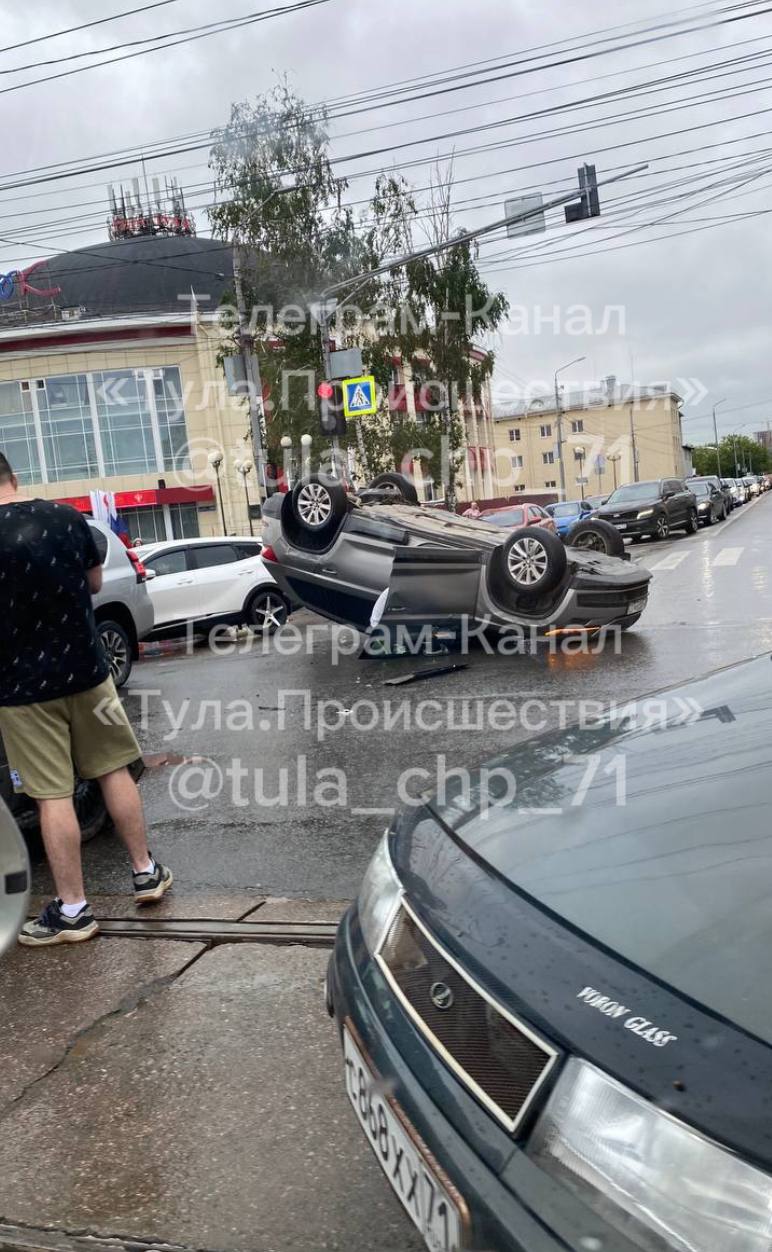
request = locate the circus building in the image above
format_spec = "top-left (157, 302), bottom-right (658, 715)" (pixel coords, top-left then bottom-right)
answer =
top-left (0, 185), bottom-right (255, 543)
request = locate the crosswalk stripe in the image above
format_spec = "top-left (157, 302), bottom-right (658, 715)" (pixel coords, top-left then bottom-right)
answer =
top-left (712, 547), bottom-right (743, 567)
top-left (647, 552), bottom-right (690, 571)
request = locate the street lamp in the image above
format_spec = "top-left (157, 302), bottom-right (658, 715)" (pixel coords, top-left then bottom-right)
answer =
top-left (554, 356), bottom-right (586, 499)
top-left (713, 398), bottom-right (727, 477)
top-left (208, 448), bottom-right (227, 534)
top-left (300, 432), bottom-right (313, 479)
top-left (575, 447), bottom-right (587, 500)
top-left (235, 458), bottom-right (254, 536)
top-left (280, 435), bottom-right (293, 491)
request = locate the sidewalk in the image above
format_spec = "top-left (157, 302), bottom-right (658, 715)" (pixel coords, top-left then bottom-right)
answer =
top-left (0, 897), bottom-right (421, 1252)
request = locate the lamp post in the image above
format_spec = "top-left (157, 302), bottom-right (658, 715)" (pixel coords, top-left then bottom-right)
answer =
top-left (609, 453), bottom-right (621, 490)
top-left (713, 398), bottom-right (727, 477)
top-left (575, 447), bottom-right (586, 500)
top-left (280, 435), bottom-right (293, 491)
top-left (554, 356), bottom-right (586, 499)
top-left (208, 448), bottom-right (227, 534)
top-left (235, 459), bottom-right (254, 536)
top-left (300, 432), bottom-right (313, 480)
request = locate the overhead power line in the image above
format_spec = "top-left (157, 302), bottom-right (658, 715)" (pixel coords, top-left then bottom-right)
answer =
top-left (0, 0), bottom-right (185, 56)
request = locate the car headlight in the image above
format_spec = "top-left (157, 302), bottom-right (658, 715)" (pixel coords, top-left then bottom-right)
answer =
top-left (357, 831), bottom-right (402, 954)
top-left (529, 1060), bottom-right (772, 1252)
top-left (698, 501), bottom-right (710, 510)
top-left (636, 508), bottom-right (654, 518)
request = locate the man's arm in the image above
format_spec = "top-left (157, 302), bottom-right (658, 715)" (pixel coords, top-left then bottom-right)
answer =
top-left (87, 565), bottom-right (103, 594)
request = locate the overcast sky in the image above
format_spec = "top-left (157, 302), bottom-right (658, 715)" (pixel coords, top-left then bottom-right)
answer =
top-left (0, 0), bottom-right (770, 445)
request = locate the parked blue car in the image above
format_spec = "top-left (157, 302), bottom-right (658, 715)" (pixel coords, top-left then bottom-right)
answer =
top-left (545, 499), bottom-right (595, 538)
top-left (328, 651), bottom-right (772, 1252)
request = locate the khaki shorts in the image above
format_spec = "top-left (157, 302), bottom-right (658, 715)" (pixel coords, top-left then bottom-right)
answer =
top-left (0, 677), bottom-right (141, 800)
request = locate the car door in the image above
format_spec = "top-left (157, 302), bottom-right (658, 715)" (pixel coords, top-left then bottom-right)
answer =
top-left (664, 479), bottom-right (686, 524)
top-left (142, 546), bottom-right (196, 627)
top-left (186, 543), bottom-right (245, 619)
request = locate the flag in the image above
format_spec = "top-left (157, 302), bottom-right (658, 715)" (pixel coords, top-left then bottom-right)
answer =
top-left (89, 490), bottom-right (120, 533)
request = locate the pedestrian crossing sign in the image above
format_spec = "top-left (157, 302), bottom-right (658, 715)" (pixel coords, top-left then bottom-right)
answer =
top-left (342, 374), bottom-right (377, 418)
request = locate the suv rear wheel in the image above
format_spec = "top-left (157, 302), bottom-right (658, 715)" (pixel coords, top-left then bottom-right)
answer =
top-left (496, 527), bottom-right (567, 600)
top-left (97, 619), bottom-right (132, 688)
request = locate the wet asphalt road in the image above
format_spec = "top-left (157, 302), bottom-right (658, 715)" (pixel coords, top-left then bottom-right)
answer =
top-left (42, 491), bottom-right (772, 901)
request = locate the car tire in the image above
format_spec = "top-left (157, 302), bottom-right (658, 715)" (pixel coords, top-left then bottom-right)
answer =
top-left (654, 513), bottom-right (670, 541)
top-left (496, 526), bottom-right (567, 599)
top-left (565, 518), bottom-right (626, 558)
top-left (290, 475), bottom-right (348, 534)
top-left (366, 472), bottom-right (419, 505)
top-left (686, 508), bottom-right (699, 535)
top-left (244, 587), bottom-right (289, 634)
top-left (97, 619), bottom-right (132, 688)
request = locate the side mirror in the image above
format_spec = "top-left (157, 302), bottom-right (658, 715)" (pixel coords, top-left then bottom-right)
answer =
top-left (0, 798), bottom-right (30, 957)
top-left (145, 568), bottom-right (157, 580)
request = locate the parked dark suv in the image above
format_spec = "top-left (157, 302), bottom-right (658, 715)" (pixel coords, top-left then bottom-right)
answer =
top-left (592, 478), bottom-right (698, 541)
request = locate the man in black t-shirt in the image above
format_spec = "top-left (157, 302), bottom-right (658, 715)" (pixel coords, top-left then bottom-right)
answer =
top-left (0, 453), bottom-right (173, 946)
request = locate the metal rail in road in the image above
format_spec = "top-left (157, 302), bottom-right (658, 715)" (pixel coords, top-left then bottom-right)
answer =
top-left (94, 916), bottom-right (338, 947)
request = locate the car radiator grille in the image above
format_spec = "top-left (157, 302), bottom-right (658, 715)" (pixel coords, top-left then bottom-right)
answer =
top-left (377, 903), bottom-right (557, 1132)
top-left (575, 582), bottom-right (649, 609)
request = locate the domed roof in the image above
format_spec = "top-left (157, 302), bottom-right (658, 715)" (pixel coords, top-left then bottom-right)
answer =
top-left (4, 234), bottom-right (233, 321)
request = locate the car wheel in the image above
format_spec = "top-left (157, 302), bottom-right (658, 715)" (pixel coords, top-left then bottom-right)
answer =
top-left (654, 513), bottom-right (670, 541)
top-left (97, 620), bottom-right (132, 688)
top-left (245, 588), bottom-right (289, 634)
top-left (366, 472), bottom-right (419, 505)
top-left (565, 518), bottom-right (625, 558)
top-left (686, 508), bottom-right (699, 535)
top-left (290, 474), bottom-right (348, 533)
top-left (497, 527), bottom-right (567, 599)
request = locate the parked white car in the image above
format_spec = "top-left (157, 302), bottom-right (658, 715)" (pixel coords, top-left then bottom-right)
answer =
top-left (137, 536), bottom-right (292, 640)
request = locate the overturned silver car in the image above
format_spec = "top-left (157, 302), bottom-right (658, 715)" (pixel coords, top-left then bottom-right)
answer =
top-left (261, 474), bottom-right (652, 636)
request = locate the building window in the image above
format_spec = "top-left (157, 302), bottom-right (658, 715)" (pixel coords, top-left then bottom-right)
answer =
top-left (512, 455), bottom-right (524, 469)
top-left (512, 483), bottom-right (526, 493)
top-left (570, 419), bottom-right (584, 433)
top-left (545, 480), bottom-right (557, 487)
top-left (542, 451), bottom-right (555, 465)
top-left (169, 502), bottom-right (199, 538)
top-left (36, 374), bottom-right (98, 483)
top-left (508, 428), bottom-right (521, 442)
top-left (0, 381), bottom-right (40, 485)
top-left (153, 367), bottom-right (189, 470)
top-left (94, 369), bottom-right (156, 476)
top-left (119, 503), bottom-right (200, 545)
top-left (539, 424), bottom-right (552, 438)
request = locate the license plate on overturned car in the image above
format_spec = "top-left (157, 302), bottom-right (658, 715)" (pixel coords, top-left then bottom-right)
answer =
top-left (344, 1026), bottom-right (464, 1252)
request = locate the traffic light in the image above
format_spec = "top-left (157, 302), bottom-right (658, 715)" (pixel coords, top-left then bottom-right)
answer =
top-left (564, 163), bottom-right (600, 223)
top-left (317, 380), bottom-right (346, 438)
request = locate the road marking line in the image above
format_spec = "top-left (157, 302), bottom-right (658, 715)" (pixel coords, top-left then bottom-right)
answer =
top-left (712, 547), bottom-right (743, 566)
top-left (647, 551), bottom-right (690, 571)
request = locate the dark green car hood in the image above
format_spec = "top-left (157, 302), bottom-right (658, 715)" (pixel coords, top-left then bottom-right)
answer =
top-left (426, 652), bottom-right (772, 1044)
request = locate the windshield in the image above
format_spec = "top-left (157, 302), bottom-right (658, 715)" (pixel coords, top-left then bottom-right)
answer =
top-left (689, 481), bottom-right (711, 496)
top-left (604, 482), bottom-right (660, 505)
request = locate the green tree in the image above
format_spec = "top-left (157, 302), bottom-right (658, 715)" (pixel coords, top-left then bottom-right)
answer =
top-left (209, 91), bottom-right (509, 501)
top-left (692, 435), bottom-right (770, 476)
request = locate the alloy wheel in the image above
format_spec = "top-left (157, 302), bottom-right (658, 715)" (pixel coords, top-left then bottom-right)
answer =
top-left (101, 628), bottom-right (130, 684)
top-left (296, 482), bottom-right (333, 528)
top-left (507, 536), bottom-right (549, 586)
top-left (250, 592), bottom-right (288, 633)
top-left (655, 515), bottom-right (669, 540)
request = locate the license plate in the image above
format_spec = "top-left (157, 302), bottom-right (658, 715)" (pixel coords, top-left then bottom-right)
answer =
top-left (344, 1026), bottom-right (464, 1252)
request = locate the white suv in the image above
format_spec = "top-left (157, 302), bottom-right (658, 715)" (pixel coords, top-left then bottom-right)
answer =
top-left (89, 520), bottom-right (155, 688)
top-left (138, 536), bottom-right (292, 640)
